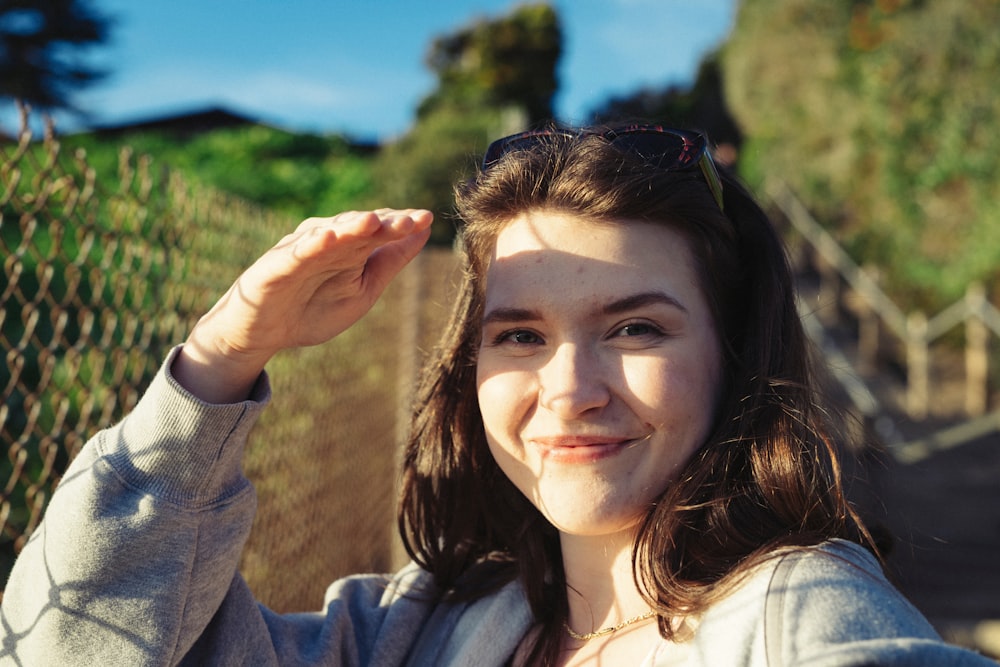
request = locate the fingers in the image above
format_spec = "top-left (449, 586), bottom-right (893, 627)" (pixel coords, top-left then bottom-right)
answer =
top-left (177, 208), bottom-right (433, 401)
top-left (283, 209), bottom-right (430, 264)
top-left (363, 218), bottom-right (433, 293)
top-left (296, 208), bottom-right (433, 239)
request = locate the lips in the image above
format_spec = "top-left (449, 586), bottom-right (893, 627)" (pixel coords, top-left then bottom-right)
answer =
top-left (528, 435), bottom-right (639, 463)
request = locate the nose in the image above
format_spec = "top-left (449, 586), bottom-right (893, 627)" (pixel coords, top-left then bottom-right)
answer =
top-left (538, 342), bottom-right (611, 418)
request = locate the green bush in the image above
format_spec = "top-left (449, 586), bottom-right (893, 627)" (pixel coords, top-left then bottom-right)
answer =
top-left (722, 0), bottom-right (1000, 311)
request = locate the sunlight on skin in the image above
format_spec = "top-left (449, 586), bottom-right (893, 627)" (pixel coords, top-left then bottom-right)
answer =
top-left (476, 210), bottom-right (722, 665)
top-left (172, 209), bottom-right (432, 404)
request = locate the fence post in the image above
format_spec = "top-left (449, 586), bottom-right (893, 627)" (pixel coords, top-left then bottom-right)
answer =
top-left (965, 282), bottom-right (989, 418)
top-left (816, 251), bottom-right (840, 325)
top-left (856, 264), bottom-right (881, 375)
top-left (906, 311), bottom-right (929, 420)
top-left (393, 250), bottom-right (423, 569)
top-left (395, 253), bottom-right (421, 448)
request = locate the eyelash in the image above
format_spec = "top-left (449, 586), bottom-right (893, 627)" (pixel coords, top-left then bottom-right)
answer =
top-left (489, 321), bottom-right (666, 347)
top-left (614, 321), bottom-right (664, 338)
top-left (491, 329), bottom-right (542, 346)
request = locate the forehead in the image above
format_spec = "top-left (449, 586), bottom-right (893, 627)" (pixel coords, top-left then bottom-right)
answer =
top-left (492, 209), bottom-right (687, 255)
top-left (483, 210), bottom-right (704, 306)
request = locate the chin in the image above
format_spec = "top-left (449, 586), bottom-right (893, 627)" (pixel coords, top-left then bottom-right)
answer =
top-left (537, 505), bottom-right (645, 538)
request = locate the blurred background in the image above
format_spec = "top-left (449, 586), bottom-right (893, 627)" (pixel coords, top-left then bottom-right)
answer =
top-left (2, 0), bottom-right (998, 658)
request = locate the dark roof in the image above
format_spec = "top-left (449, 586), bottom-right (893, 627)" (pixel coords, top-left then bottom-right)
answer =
top-left (89, 106), bottom-right (260, 138)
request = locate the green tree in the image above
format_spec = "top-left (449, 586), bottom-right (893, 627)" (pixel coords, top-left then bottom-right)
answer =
top-left (722, 0), bottom-right (1000, 309)
top-left (369, 103), bottom-right (520, 243)
top-left (418, 2), bottom-right (561, 126)
top-left (371, 3), bottom-right (562, 242)
top-left (0, 0), bottom-right (113, 112)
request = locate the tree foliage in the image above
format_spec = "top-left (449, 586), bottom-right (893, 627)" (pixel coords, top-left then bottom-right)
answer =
top-left (722, 0), bottom-right (1000, 309)
top-left (591, 52), bottom-right (742, 156)
top-left (0, 0), bottom-right (112, 111)
top-left (418, 2), bottom-right (561, 126)
top-left (368, 103), bottom-right (520, 244)
top-left (371, 3), bottom-right (561, 242)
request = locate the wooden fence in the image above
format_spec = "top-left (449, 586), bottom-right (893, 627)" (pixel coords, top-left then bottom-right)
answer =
top-left (768, 181), bottom-right (1000, 422)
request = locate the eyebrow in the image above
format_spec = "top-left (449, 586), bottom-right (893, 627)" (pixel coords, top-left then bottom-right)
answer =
top-left (602, 291), bottom-right (689, 316)
top-left (481, 291), bottom-right (688, 326)
top-left (481, 306), bottom-right (543, 326)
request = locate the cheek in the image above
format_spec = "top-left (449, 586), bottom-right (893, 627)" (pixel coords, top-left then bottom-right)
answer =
top-left (477, 375), bottom-right (531, 484)
top-left (476, 371), bottom-right (514, 457)
top-left (475, 364), bottom-right (497, 423)
top-left (623, 357), bottom-right (693, 404)
top-left (622, 351), bottom-right (720, 432)
top-left (476, 362), bottom-right (535, 429)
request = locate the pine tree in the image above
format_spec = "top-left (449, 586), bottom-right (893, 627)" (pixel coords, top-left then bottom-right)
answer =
top-left (0, 0), bottom-right (112, 111)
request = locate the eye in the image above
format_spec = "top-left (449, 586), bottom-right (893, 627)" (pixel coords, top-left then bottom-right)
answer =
top-left (493, 329), bottom-right (543, 346)
top-left (612, 321), bottom-right (664, 338)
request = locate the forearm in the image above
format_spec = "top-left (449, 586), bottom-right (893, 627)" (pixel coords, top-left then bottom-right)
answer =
top-left (0, 347), bottom-right (269, 665)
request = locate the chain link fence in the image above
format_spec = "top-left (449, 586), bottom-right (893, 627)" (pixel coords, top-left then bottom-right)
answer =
top-left (1, 112), bottom-right (458, 611)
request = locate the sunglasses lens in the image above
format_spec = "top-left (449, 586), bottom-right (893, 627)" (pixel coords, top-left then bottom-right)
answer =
top-left (482, 137), bottom-right (517, 168)
top-left (482, 131), bottom-right (556, 168)
top-left (606, 130), bottom-right (700, 170)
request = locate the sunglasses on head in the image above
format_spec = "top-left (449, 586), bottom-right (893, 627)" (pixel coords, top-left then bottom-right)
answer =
top-left (481, 125), bottom-right (725, 211)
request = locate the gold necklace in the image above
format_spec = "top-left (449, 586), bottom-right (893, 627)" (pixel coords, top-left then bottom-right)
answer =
top-left (564, 611), bottom-right (657, 641)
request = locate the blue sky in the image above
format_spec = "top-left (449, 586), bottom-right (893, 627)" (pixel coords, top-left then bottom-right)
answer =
top-left (29, 0), bottom-right (736, 140)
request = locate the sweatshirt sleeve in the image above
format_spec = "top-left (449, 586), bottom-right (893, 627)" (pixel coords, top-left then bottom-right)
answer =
top-left (0, 346), bottom-right (269, 666)
top-left (764, 540), bottom-right (997, 667)
top-left (687, 540), bottom-right (997, 667)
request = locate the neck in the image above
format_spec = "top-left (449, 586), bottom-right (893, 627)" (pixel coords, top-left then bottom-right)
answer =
top-left (559, 528), bottom-right (651, 636)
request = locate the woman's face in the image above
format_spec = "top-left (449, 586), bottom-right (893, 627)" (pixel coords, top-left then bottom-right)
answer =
top-left (475, 210), bottom-right (723, 538)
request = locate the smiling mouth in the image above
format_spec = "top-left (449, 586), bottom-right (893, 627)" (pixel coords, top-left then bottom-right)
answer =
top-left (529, 435), bottom-right (642, 463)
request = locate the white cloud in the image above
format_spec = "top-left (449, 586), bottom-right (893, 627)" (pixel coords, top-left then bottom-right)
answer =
top-left (221, 71), bottom-right (355, 111)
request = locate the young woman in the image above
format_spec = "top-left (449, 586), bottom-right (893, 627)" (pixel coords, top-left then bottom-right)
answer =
top-left (1, 126), bottom-right (993, 666)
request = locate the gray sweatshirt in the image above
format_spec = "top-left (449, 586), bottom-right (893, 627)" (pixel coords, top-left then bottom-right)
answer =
top-left (0, 348), bottom-right (994, 666)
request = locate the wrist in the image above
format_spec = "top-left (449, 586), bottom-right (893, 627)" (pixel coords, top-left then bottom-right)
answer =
top-left (171, 333), bottom-right (270, 404)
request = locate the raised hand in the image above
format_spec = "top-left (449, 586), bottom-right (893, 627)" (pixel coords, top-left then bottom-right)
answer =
top-left (172, 209), bottom-right (433, 403)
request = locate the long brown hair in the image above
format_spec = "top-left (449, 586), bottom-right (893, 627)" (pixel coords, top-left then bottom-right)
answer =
top-left (398, 130), bottom-right (872, 664)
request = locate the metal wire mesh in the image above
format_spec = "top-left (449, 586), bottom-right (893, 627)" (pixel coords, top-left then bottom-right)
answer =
top-left (0, 112), bottom-right (459, 611)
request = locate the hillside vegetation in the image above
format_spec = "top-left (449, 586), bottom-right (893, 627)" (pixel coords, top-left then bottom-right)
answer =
top-left (722, 0), bottom-right (1000, 311)
top-left (60, 125), bottom-right (375, 222)
top-left (53, 0), bottom-right (1000, 311)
